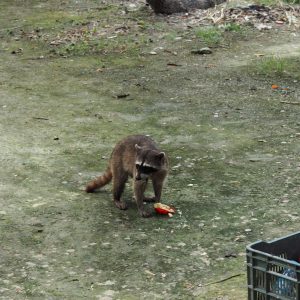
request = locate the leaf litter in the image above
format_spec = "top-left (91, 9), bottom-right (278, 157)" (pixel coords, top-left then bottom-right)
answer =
top-left (162, 3), bottom-right (300, 28)
top-left (11, 2), bottom-right (300, 59)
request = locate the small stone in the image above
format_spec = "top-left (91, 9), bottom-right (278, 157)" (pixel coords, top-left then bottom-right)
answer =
top-left (25, 262), bottom-right (36, 268)
top-left (86, 268), bottom-right (94, 273)
top-left (97, 280), bottom-right (115, 286)
top-left (191, 47), bottom-right (212, 55)
top-left (66, 249), bottom-right (75, 253)
top-left (101, 242), bottom-right (110, 247)
top-left (32, 202), bottom-right (46, 208)
top-left (255, 23), bottom-right (272, 30)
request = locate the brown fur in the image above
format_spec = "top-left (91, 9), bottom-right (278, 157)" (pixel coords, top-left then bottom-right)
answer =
top-left (146, 0), bottom-right (226, 14)
top-left (85, 167), bottom-right (112, 192)
top-left (85, 135), bottom-right (168, 217)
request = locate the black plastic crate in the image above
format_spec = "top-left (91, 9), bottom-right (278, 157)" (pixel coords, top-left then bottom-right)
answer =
top-left (247, 231), bottom-right (300, 300)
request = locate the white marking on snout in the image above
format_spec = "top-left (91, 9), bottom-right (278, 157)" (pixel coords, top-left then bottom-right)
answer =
top-left (135, 161), bottom-right (155, 168)
top-left (142, 162), bottom-right (152, 167)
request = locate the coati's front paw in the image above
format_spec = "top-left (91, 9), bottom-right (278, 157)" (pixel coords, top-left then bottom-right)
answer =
top-left (114, 200), bottom-right (128, 210)
top-left (139, 208), bottom-right (152, 218)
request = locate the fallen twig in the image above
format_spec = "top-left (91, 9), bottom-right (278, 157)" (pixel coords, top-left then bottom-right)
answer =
top-left (280, 101), bottom-right (300, 105)
top-left (33, 117), bottom-right (49, 120)
top-left (214, 8), bottom-right (225, 24)
top-left (199, 273), bottom-right (245, 287)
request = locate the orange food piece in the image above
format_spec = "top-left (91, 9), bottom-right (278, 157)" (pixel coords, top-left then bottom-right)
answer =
top-left (154, 203), bottom-right (175, 215)
top-left (272, 84), bottom-right (279, 89)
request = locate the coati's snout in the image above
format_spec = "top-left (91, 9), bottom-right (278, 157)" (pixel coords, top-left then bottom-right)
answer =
top-left (135, 169), bottom-right (143, 181)
top-left (135, 175), bottom-right (143, 181)
top-left (135, 164), bottom-right (157, 181)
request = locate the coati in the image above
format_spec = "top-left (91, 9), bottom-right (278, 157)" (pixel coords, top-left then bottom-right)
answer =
top-left (86, 135), bottom-right (168, 217)
top-left (146, 0), bottom-right (226, 14)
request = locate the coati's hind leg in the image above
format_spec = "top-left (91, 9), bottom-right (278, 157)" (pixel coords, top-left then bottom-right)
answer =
top-left (112, 172), bottom-right (128, 210)
top-left (134, 179), bottom-right (152, 217)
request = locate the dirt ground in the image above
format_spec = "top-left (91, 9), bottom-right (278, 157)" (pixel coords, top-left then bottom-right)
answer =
top-left (0, 0), bottom-right (300, 299)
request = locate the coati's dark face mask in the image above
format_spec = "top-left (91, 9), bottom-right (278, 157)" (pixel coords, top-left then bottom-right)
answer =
top-left (135, 161), bottom-right (159, 181)
top-left (134, 145), bottom-right (165, 181)
top-left (135, 164), bottom-right (158, 175)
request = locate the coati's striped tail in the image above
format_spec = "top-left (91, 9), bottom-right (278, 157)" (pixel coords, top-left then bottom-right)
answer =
top-left (85, 167), bottom-right (112, 193)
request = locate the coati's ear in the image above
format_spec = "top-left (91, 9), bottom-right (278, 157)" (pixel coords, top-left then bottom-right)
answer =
top-left (135, 144), bottom-right (142, 151)
top-left (157, 152), bottom-right (165, 160)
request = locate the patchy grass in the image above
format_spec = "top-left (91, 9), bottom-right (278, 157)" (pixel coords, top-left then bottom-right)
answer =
top-left (285, 0), bottom-right (300, 4)
top-left (194, 24), bottom-right (248, 47)
top-left (223, 23), bottom-right (243, 32)
top-left (194, 26), bottom-right (223, 46)
top-left (248, 55), bottom-right (300, 79)
top-left (254, 0), bottom-right (280, 5)
top-left (257, 56), bottom-right (288, 75)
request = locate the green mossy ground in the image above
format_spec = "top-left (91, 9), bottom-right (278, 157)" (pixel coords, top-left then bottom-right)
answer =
top-left (1, 0), bottom-right (300, 299)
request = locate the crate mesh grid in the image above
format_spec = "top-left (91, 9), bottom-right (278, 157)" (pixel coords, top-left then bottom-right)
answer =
top-left (247, 231), bottom-right (300, 300)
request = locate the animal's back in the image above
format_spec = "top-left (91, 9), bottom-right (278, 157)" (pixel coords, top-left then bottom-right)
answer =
top-left (86, 135), bottom-right (158, 192)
